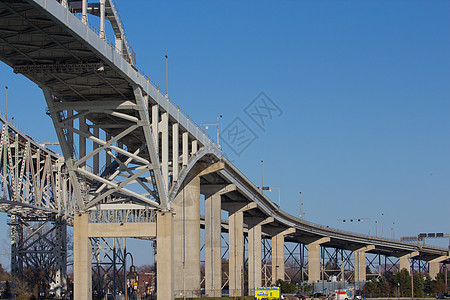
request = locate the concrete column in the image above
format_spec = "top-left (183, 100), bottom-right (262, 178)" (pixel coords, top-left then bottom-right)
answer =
top-left (172, 176), bottom-right (201, 297)
top-left (354, 246), bottom-right (374, 282)
top-left (182, 132), bottom-right (189, 166)
top-left (272, 233), bottom-right (285, 284)
top-left (229, 209), bottom-right (244, 297)
top-left (308, 237), bottom-right (330, 283)
top-left (429, 256), bottom-right (450, 279)
top-left (156, 211), bottom-right (174, 300)
top-left (399, 251), bottom-right (419, 274)
top-left (205, 193), bottom-right (222, 297)
top-left (271, 228), bottom-right (295, 285)
top-left (74, 213), bottom-right (92, 300)
top-left (172, 123), bottom-right (179, 182)
top-left (81, 0), bottom-right (87, 24)
top-left (248, 223), bottom-right (262, 295)
top-left (192, 140), bottom-right (198, 154)
top-left (161, 112), bottom-right (169, 192)
top-left (99, 0), bottom-right (105, 39)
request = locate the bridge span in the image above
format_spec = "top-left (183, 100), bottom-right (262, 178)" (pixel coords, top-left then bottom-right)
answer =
top-left (0, 0), bottom-right (448, 299)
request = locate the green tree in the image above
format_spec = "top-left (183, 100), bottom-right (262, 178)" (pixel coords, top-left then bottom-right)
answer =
top-left (392, 268), bottom-right (411, 297)
top-left (275, 279), bottom-right (297, 294)
top-left (424, 274), bottom-right (434, 295)
top-left (413, 271), bottom-right (425, 297)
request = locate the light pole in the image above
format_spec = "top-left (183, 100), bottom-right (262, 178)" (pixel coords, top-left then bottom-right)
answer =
top-left (382, 213), bottom-right (384, 238)
top-left (124, 250), bottom-right (135, 300)
top-left (165, 55), bottom-right (168, 97)
top-left (199, 120), bottom-right (220, 146)
top-left (392, 222), bottom-right (395, 239)
top-left (299, 192), bottom-right (303, 219)
top-left (375, 220), bottom-right (378, 237)
top-left (261, 160), bottom-right (264, 192)
top-left (269, 187), bottom-right (281, 208)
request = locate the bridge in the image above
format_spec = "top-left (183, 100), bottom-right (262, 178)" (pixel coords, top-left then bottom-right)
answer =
top-left (0, 0), bottom-right (448, 299)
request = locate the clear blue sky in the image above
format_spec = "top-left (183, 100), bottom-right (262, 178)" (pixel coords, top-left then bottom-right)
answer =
top-left (0, 0), bottom-right (449, 267)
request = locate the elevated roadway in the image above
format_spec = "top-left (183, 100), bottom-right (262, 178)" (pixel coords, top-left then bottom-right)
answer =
top-left (0, 0), bottom-right (447, 299)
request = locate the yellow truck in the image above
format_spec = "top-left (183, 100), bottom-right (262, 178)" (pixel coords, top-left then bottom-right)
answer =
top-left (255, 287), bottom-right (281, 299)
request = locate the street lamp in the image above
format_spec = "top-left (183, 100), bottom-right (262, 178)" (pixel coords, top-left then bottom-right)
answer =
top-left (299, 192), bottom-right (303, 219)
top-left (199, 116), bottom-right (222, 148)
top-left (269, 187), bottom-right (281, 208)
top-left (124, 250), bottom-right (135, 300)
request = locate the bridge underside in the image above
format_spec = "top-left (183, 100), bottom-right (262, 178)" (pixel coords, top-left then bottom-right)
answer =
top-left (0, 1), bottom-right (448, 300)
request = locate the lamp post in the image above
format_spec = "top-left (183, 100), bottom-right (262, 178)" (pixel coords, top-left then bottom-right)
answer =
top-left (261, 160), bottom-right (264, 192)
top-left (299, 192), bottom-right (303, 219)
top-left (165, 55), bottom-right (168, 97)
top-left (199, 119), bottom-right (220, 147)
top-left (375, 220), bottom-right (378, 237)
top-left (124, 249), bottom-right (135, 300)
top-left (269, 187), bottom-right (281, 208)
top-left (382, 213), bottom-right (384, 238)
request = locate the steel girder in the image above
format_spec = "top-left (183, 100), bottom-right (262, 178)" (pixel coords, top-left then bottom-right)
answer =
top-left (92, 237), bottom-right (125, 298)
top-left (0, 117), bottom-right (65, 216)
top-left (10, 215), bottom-right (68, 298)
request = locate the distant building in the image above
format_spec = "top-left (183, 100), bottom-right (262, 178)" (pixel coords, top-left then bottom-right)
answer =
top-left (134, 272), bottom-right (155, 297)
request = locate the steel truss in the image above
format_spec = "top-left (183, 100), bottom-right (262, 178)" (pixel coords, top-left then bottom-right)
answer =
top-left (92, 237), bottom-right (126, 298)
top-left (43, 86), bottom-right (166, 214)
top-left (411, 258), bottom-right (429, 274)
top-left (10, 214), bottom-right (67, 298)
top-left (321, 247), bottom-right (356, 282)
top-left (284, 242), bottom-right (307, 284)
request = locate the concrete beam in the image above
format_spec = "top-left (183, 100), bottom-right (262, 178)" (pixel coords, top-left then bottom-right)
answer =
top-left (197, 162), bottom-right (225, 177)
top-left (308, 237), bottom-right (330, 283)
top-left (202, 183), bottom-right (236, 196)
top-left (87, 222), bottom-right (156, 238)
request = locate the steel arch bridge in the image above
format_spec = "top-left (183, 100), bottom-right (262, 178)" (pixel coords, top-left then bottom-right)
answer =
top-left (0, 0), bottom-right (448, 299)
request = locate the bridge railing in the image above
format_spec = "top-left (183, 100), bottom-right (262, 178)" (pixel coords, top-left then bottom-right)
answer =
top-left (59, 0), bottom-right (218, 149)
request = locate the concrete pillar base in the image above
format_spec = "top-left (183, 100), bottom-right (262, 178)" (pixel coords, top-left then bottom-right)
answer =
top-left (156, 211), bottom-right (174, 300)
top-left (74, 213), bottom-right (92, 300)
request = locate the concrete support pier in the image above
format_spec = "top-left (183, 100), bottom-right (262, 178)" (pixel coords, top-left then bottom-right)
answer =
top-left (399, 251), bottom-right (419, 274)
top-left (156, 211), bottom-right (174, 300)
top-left (271, 228), bottom-right (295, 284)
top-left (429, 256), bottom-right (449, 279)
top-left (229, 208), bottom-right (244, 297)
top-left (248, 222), bottom-right (262, 295)
top-left (205, 193), bottom-right (222, 297)
top-left (354, 245), bottom-right (374, 282)
top-left (172, 176), bottom-right (201, 297)
top-left (74, 213), bottom-right (92, 300)
top-left (308, 237), bottom-right (330, 283)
